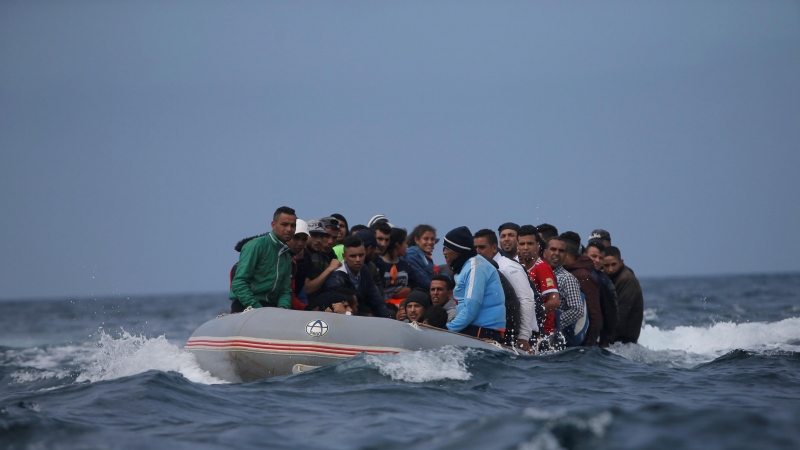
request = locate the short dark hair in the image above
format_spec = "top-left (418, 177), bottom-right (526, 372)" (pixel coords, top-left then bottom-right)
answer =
top-left (560, 231), bottom-right (581, 257)
top-left (335, 287), bottom-right (358, 304)
top-left (518, 225), bottom-right (539, 238)
top-left (604, 245), bottom-right (622, 260)
top-left (473, 229), bottom-right (498, 247)
top-left (350, 224), bottom-right (368, 235)
top-left (546, 236), bottom-right (565, 248)
top-left (586, 241), bottom-right (606, 253)
top-left (407, 224), bottom-right (437, 247)
top-left (370, 222), bottom-right (392, 236)
top-left (384, 228), bottom-right (408, 256)
top-left (273, 206), bottom-right (296, 221)
top-left (423, 305), bottom-right (448, 329)
top-left (342, 235), bottom-right (363, 249)
top-left (431, 274), bottom-right (455, 291)
top-left (537, 223), bottom-right (559, 241)
top-left (385, 302), bottom-right (399, 320)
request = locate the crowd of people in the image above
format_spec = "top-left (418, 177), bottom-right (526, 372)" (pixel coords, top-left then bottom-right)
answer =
top-left (228, 206), bottom-right (645, 353)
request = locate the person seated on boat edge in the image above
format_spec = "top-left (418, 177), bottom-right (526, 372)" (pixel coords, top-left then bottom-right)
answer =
top-left (301, 219), bottom-right (342, 311)
top-left (288, 219), bottom-right (311, 311)
top-left (603, 246), bottom-right (643, 345)
top-left (497, 222), bottom-right (521, 261)
top-left (584, 241), bottom-right (619, 348)
top-left (561, 232), bottom-right (602, 347)
top-left (518, 225), bottom-right (560, 339)
top-left (229, 206), bottom-right (297, 313)
top-left (544, 236), bottom-right (587, 349)
top-left (322, 235), bottom-right (392, 318)
top-left (423, 305), bottom-right (449, 329)
top-left (318, 288), bottom-right (358, 315)
top-left (330, 213), bottom-right (349, 261)
top-left (353, 229), bottom-right (386, 301)
top-left (441, 226), bottom-right (506, 342)
top-left (395, 287), bottom-right (431, 323)
top-left (430, 274), bottom-right (457, 322)
top-left (405, 224), bottom-right (439, 290)
top-left (375, 228), bottom-right (414, 304)
top-left (474, 229), bottom-right (538, 352)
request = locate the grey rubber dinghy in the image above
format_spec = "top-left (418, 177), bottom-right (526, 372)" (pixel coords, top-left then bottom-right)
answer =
top-left (186, 308), bottom-right (511, 382)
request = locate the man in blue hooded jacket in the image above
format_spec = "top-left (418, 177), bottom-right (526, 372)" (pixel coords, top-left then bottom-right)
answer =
top-left (443, 226), bottom-right (506, 341)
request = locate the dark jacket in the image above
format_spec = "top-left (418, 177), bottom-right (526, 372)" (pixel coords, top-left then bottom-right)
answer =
top-left (594, 270), bottom-right (619, 347)
top-left (323, 264), bottom-right (391, 318)
top-left (609, 265), bottom-right (644, 344)
top-left (564, 254), bottom-right (602, 347)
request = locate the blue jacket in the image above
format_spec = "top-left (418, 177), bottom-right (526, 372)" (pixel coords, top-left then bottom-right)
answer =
top-left (405, 246), bottom-right (435, 289)
top-left (446, 255), bottom-right (506, 332)
top-left (322, 264), bottom-right (391, 318)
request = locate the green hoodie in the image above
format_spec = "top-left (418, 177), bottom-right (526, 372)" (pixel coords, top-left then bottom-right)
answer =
top-left (229, 232), bottom-right (293, 309)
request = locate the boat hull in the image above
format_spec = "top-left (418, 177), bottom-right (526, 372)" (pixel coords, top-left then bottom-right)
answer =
top-left (185, 308), bottom-right (507, 382)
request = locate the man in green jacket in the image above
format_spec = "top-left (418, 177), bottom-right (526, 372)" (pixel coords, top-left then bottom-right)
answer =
top-left (229, 206), bottom-right (297, 312)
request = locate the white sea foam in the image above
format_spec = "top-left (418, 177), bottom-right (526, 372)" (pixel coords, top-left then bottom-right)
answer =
top-left (74, 330), bottom-right (226, 385)
top-left (363, 346), bottom-right (475, 382)
top-left (611, 317), bottom-right (800, 367)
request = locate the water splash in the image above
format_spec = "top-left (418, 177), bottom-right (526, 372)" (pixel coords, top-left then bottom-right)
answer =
top-left (362, 346), bottom-right (476, 382)
top-left (75, 329), bottom-right (226, 385)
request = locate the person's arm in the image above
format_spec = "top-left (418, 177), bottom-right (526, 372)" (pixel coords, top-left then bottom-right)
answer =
top-left (599, 276), bottom-right (619, 347)
top-left (277, 254), bottom-right (292, 309)
top-left (506, 267), bottom-right (538, 341)
top-left (305, 258), bottom-right (341, 294)
top-left (558, 276), bottom-right (584, 327)
top-left (405, 249), bottom-right (432, 289)
top-left (447, 261), bottom-right (486, 332)
top-left (363, 269), bottom-right (391, 318)
top-left (231, 242), bottom-right (261, 308)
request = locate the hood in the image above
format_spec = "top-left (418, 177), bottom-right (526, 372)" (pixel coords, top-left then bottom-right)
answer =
top-left (234, 232), bottom-right (268, 252)
top-left (564, 253), bottom-right (595, 273)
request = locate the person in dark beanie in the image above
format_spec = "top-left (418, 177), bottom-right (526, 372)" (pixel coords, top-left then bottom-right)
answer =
top-left (398, 287), bottom-right (432, 323)
top-left (497, 222), bottom-right (521, 260)
top-left (442, 226), bottom-right (506, 341)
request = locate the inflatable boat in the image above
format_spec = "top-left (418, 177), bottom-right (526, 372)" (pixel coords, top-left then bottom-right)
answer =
top-left (185, 308), bottom-right (509, 382)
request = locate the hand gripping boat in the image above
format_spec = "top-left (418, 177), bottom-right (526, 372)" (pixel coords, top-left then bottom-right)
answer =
top-left (185, 308), bottom-right (509, 382)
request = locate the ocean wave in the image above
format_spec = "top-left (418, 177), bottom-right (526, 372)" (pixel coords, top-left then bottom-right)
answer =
top-left (361, 346), bottom-right (476, 382)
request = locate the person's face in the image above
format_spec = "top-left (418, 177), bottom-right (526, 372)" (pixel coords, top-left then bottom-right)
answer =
top-left (375, 230), bottom-right (390, 252)
top-left (544, 240), bottom-right (567, 268)
top-left (415, 231), bottom-right (436, 254)
top-left (406, 302), bottom-right (426, 322)
top-left (395, 240), bottom-right (408, 257)
top-left (344, 245), bottom-right (366, 273)
top-left (586, 246), bottom-right (605, 271)
top-left (307, 233), bottom-right (325, 252)
top-left (289, 233), bottom-right (308, 255)
top-left (336, 226), bottom-right (347, 244)
top-left (443, 247), bottom-right (460, 266)
top-left (272, 214), bottom-right (297, 243)
top-left (322, 228), bottom-right (337, 252)
top-left (365, 245), bottom-right (377, 261)
top-left (518, 235), bottom-right (540, 261)
top-left (603, 255), bottom-right (623, 276)
top-left (499, 230), bottom-right (518, 255)
top-left (430, 280), bottom-right (452, 306)
top-left (473, 236), bottom-right (496, 260)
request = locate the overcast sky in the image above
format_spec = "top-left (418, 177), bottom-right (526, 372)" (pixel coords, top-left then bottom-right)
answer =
top-left (1, 1), bottom-right (799, 300)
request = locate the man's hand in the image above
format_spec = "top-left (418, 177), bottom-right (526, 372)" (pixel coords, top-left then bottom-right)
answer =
top-left (392, 287), bottom-right (411, 299)
top-left (395, 307), bottom-right (408, 322)
top-left (516, 339), bottom-right (533, 353)
top-left (328, 259), bottom-right (342, 271)
top-left (332, 302), bottom-right (347, 314)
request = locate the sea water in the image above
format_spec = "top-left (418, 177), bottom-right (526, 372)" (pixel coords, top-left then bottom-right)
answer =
top-left (1, 273), bottom-right (799, 449)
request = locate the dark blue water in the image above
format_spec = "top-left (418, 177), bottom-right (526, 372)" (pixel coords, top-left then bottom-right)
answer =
top-left (2, 274), bottom-right (800, 449)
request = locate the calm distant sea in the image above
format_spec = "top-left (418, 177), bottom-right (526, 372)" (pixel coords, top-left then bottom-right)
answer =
top-left (2, 273), bottom-right (799, 449)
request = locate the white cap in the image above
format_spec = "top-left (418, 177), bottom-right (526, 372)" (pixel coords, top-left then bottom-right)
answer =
top-left (295, 219), bottom-right (309, 236)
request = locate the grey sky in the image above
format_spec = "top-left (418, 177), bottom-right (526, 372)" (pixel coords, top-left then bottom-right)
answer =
top-left (1, 1), bottom-right (799, 300)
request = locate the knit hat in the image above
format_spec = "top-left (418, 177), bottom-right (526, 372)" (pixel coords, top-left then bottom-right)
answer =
top-left (354, 229), bottom-right (378, 249)
top-left (400, 287), bottom-right (432, 309)
top-left (443, 226), bottom-right (474, 254)
top-left (498, 222), bottom-right (520, 233)
top-left (295, 219), bottom-right (309, 236)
